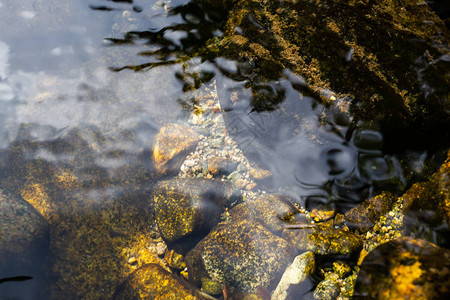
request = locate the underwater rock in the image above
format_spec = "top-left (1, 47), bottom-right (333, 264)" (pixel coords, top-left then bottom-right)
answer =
top-left (402, 150), bottom-right (450, 225)
top-left (186, 218), bottom-right (296, 294)
top-left (164, 249), bottom-right (187, 270)
top-left (113, 263), bottom-right (208, 300)
top-left (207, 156), bottom-right (237, 176)
top-left (282, 226), bottom-right (362, 255)
top-left (152, 123), bottom-right (201, 176)
top-left (228, 194), bottom-right (298, 233)
top-left (313, 273), bottom-right (340, 300)
top-left (354, 237), bottom-right (450, 299)
top-left (310, 205), bottom-right (336, 223)
top-left (271, 251), bottom-right (315, 300)
top-left (153, 178), bottom-right (241, 245)
top-left (0, 189), bottom-right (49, 277)
top-left (344, 191), bottom-right (397, 232)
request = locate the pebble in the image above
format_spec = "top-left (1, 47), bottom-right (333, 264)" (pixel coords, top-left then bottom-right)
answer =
top-left (156, 242), bottom-right (167, 256)
top-left (184, 159), bottom-right (196, 167)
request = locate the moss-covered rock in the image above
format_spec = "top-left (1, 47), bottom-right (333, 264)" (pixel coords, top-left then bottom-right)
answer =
top-left (113, 263), bottom-right (206, 300)
top-left (186, 218), bottom-right (296, 293)
top-left (344, 191), bottom-right (397, 232)
top-left (282, 226), bottom-right (363, 255)
top-left (313, 273), bottom-right (341, 300)
top-left (0, 189), bottom-right (49, 277)
top-left (153, 178), bottom-right (241, 244)
top-left (228, 194), bottom-right (298, 233)
top-left (213, 0), bottom-right (449, 152)
top-left (354, 237), bottom-right (450, 299)
top-left (402, 150), bottom-right (450, 225)
top-left (152, 123), bottom-right (201, 176)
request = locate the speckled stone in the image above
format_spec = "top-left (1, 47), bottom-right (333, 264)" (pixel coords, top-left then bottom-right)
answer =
top-left (113, 263), bottom-right (205, 300)
top-left (282, 226), bottom-right (362, 255)
top-left (229, 194), bottom-right (298, 233)
top-left (354, 237), bottom-right (450, 299)
top-left (344, 191), bottom-right (396, 232)
top-left (186, 218), bottom-right (296, 293)
top-left (153, 178), bottom-right (241, 244)
top-left (313, 273), bottom-right (340, 300)
top-left (0, 189), bottom-right (50, 277)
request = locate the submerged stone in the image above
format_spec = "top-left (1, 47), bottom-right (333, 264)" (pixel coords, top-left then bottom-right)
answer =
top-left (152, 123), bottom-right (201, 176)
top-left (113, 263), bottom-right (207, 300)
top-left (186, 218), bottom-right (296, 294)
top-left (344, 191), bottom-right (397, 232)
top-left (271, 251), bottom-right (315, 300)
top-left (354, 237), bottom-right (450, 299)
top-left (228, 194), bottom-right (298, 233)
top-left (282, 226), bottom-right (363, 255)
top-left (402, 150), bottom-right (450, 225)
top-left (0, 189), bottom-right (49, 277)
top-left (153, 178), bottom-right (241, 245)
top-left (313, 273), bottom-right (340, 300)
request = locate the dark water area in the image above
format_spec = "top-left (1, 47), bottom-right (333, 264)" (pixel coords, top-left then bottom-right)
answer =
top-left (0, 0), bottom-right (449, 299)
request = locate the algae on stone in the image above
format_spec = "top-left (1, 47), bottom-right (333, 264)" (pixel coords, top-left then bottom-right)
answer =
top-left (153, 178), bottom-right (241, 244)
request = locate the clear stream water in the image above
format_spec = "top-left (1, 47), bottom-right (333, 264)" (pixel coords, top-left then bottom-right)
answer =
top-left (0, 0), bottom-right (448, 298)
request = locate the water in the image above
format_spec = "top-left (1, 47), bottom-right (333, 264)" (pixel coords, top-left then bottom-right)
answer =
top-left (0, 0), bottom-right (448, 298)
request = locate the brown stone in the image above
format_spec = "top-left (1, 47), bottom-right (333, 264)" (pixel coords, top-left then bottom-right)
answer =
top-left (207, 156), bottom-right (237, 176)
top-left (152, 123), bottom-right (201, 176)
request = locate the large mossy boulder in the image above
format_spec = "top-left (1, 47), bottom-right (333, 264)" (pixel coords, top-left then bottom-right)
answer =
top-left (186, 218), bottom-right (296, 293)
top-left (354, 237), bottom-right (450, 299)
top-left (153, 178), bottom-right (241, 247)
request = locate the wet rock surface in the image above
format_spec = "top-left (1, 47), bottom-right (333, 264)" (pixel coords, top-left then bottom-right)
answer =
top-left (228, 194), bottom-right (298, 233)
top-left (271, 252), bottom-right (315, 300)
top-left (0, 189), bottom-right (49, 276)
top-left (282, 225), bottom-right (363, 256)
top-left (215, 0), bottom-right (449, 153)
top-left (354, 237), bottom-right (450, 299)
top-left (152, 123), bottom-right (201, 176)
top-left (402, 150), bottom-right (450, 225)
top-left (113, 263), bottom-right (206, 300)
top-left (153, 178), bottom-right (241, 245)
top-left (344, 192), bottom-right (397, 232)
top-left (186, 218), bottom-right (296, 293)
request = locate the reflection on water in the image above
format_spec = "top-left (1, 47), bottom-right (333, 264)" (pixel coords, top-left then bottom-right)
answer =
top-left (0, 0), bottom-right (449, 298)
